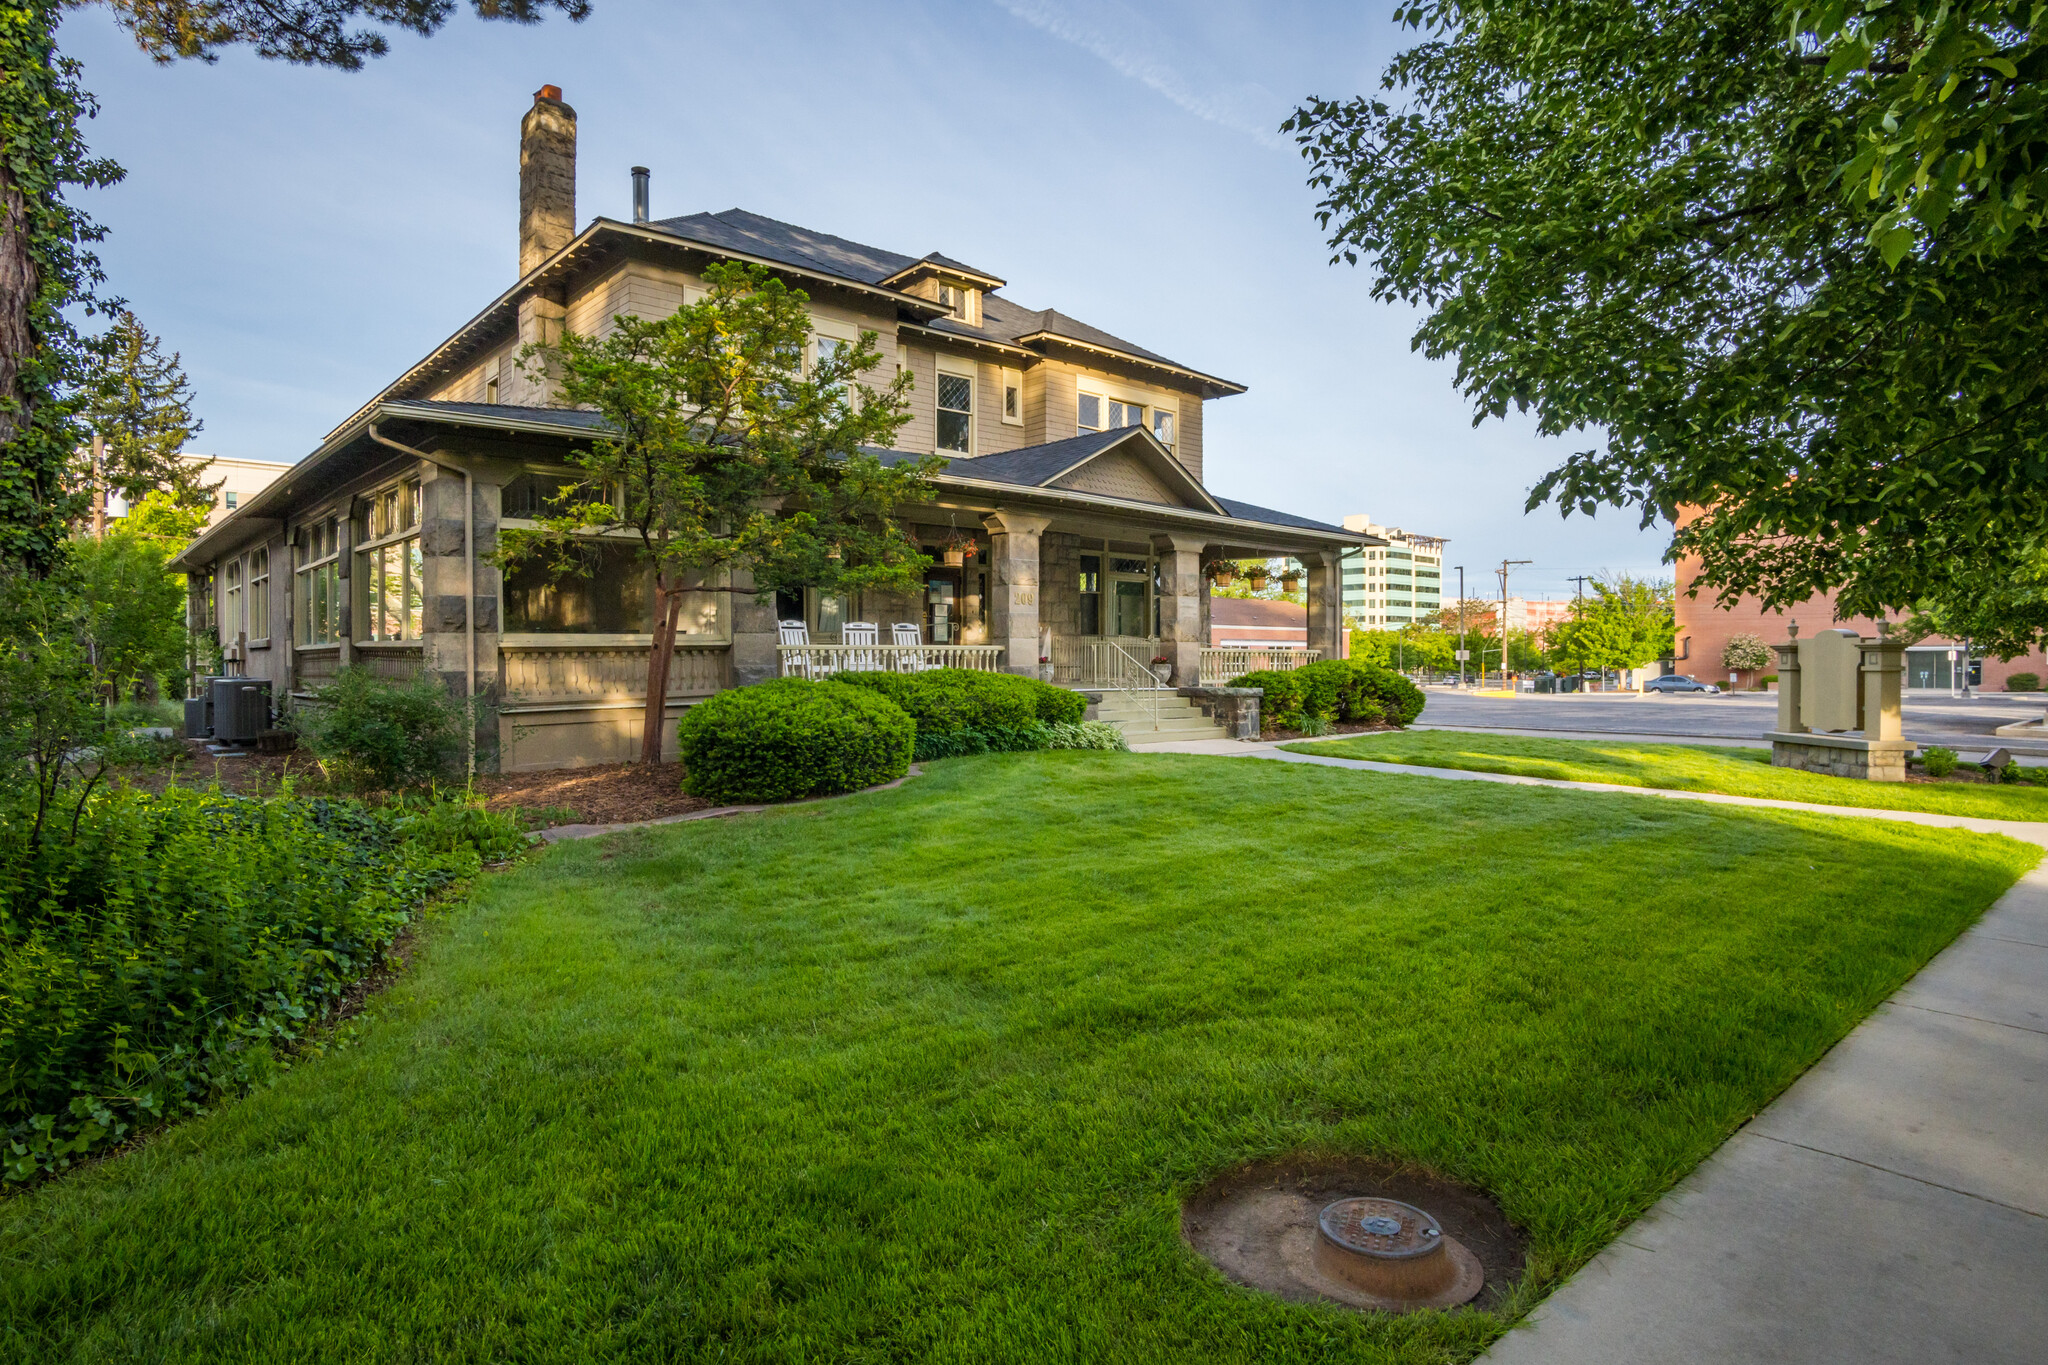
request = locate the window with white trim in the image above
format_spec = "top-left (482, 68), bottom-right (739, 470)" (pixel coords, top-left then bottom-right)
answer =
top-left (248, 547), bottom-right (270, 642)
top-left (937, 364), bottom-right (974, 453)
top-left (295, 515), bottom-right (341, 646)
top-left (1078, 386), bottom-right (1152, 435)
top-left (1001, 367), bottom-right (1023, 425)
top-left (1151, 408), bottom-right (1175, 447)
top-left (356, 476), bottom-right (423, 642)
top-left (223, 557), bottom-right (243, 639)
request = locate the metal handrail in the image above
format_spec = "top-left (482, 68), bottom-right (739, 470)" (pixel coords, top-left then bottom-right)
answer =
top-left (1104, 637), bottom-right (1166, 732)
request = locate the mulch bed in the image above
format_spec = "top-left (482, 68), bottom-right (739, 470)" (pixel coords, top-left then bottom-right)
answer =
top-left (1259, 721), bottom-right (1401, 743)
top-left (113, 738), bottom-right (712, 828)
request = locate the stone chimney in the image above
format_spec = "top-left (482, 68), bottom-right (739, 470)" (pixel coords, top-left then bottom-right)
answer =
top-left (519, 85), bottom-right (576, 276)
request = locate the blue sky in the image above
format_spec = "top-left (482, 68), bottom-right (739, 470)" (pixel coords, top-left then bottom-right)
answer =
top-left (60, 0), bottom-right (1668, 602)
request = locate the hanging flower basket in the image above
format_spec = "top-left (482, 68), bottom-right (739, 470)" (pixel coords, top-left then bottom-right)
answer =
top-left (1208, 562), bottom-right (1236, 587)
top-left (1280, 571), bottom-right (1303, 593)
top-left (942, 531), bottom-right (976, 567)
top-left (1247, 567), bottom-right (1270, 590)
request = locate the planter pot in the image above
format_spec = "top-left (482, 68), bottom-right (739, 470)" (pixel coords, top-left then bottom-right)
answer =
top-left (1151, 664), bottom-right (1173, 684)
top-left (1212, 569), bottom-right (1235, 587)
top-left (1280, 574), bottom-right (1302, 593)
top-left (1247, 575), bottom-right (1269, 591)
top-left (944, 548), bottom-right (966, 567)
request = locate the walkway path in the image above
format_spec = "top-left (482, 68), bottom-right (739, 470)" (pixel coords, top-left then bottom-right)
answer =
top-left (1135, 738), bottom-right (2048, 1364)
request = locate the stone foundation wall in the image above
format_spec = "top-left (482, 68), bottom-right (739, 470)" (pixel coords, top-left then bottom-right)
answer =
top-left (1178, 686), bottom-right (1260, 739)
top-left (1771, 738), bottom-right (1909, 782)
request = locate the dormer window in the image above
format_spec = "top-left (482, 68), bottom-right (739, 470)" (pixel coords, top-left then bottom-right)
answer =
top-left (938, 282), bottom-right (961, 314)
top-left (933, 280), bottom-right (980, 324)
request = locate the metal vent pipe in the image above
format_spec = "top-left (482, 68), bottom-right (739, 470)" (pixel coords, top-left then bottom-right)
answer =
top-left (631, 166), bottom-right (650, 223)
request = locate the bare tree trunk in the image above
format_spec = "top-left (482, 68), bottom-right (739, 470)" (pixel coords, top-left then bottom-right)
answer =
top-left (0, 158), bottom-right (34, 452)
top-left (640, 583), bottom-right (683, 766)
top-left (89, 431), bottom-right (105, 536)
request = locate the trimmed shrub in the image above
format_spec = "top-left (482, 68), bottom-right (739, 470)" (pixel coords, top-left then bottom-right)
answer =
top-left (915, 720), bottom-right (1128, 761)
top-left (828, 668), bottom-right (1081, 732)
top-left (295, 667), bottom-right (466, 792)
top-left (677, 678), bottom-right (913, 804)
top-left (1, 787), bottom-right (520, 1183)
top-left (2007, 672), bottom-right (2040, 692)
top-left (1228, 669), bottom-right (1306, 728)
top-left (1921, 746), bottom-right (1959, 778)
top-left (1348, 661), bottom-right (1425, 726)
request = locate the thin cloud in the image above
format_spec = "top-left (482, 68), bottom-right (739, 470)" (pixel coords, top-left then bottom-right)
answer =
top-left (989, 0), bottom-right (1290, 148)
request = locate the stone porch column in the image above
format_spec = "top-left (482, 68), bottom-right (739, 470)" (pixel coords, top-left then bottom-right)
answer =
top-left (1305, 550), bottom-right (1344, 660)
top-left (983, 510), bottom-right (1053, 676)
top-left (729, 566), bottom-right (780, 687)
top-left (1152, 532), bottom-right (1207, 686)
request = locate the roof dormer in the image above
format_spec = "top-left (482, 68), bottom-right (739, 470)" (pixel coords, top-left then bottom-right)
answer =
top-left (881, 253), bottom-right (1005, 327)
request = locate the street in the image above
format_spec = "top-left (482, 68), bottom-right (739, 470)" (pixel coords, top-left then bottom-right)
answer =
top-left (1413, 688), bottom-right (2048, 753)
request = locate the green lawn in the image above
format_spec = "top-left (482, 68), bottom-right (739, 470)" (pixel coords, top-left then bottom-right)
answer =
top-left (1286, 730), bottom-right (2048, 821)
top-left (1, 753), bottom-right (2033, 1364)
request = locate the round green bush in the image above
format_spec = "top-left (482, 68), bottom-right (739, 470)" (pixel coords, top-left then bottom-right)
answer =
top-left (1228, 669), bottom-right (1306, 727)
top-left (829, 668), bottom-right (1080, 732)
top-left (1347, 661), bottom-right (1425, 726)
top-left (2007, 672), bottom-right (2041, 693)
top-left (676, 679), bottom-right (913, 804)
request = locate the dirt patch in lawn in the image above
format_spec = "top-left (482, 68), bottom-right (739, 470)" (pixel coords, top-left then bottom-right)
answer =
top-left (113, 739), bottom-right (710, 828)
top-left (1182, 1155), bottom-right (1526, 1314)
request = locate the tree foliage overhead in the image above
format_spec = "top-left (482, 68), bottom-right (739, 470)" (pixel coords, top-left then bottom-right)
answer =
top-left (99, 0), bottom-right (592, 70)
top-left (1283, 3), bottom-right (2048, 656)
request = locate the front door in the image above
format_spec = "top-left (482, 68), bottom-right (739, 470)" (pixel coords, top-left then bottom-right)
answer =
top-left (926, 571), bottom-right (960, 644)
top-left (1112, 578), bottom-right (1148, 638)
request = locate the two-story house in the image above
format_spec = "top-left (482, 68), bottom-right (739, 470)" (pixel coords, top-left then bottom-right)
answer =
top-left (173, 86), bottom-right (1371, 771)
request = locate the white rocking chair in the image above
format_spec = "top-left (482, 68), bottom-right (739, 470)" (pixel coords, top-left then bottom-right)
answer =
top-left (841, 621), bottom-right (882, 674)
top-left (891, 622), bottom-right (938, 672)
top-left (778, 619), bottom-right (817, 679)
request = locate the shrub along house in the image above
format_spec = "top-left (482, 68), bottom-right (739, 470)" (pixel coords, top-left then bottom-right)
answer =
top-left (172, 87), bottom-right (1371, 771)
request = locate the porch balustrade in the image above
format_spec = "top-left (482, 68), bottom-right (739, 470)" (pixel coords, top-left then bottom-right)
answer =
top-left (1198, 646), bottom-right (1321, 684)
top-left (1051, 636), bottom-right (1166, 689)
top-left (777, 643), bottom-right (1006, 679)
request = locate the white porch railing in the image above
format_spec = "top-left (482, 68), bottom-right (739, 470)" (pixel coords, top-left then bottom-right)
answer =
top-left (1051, 636), bottom-right (1167, 689)
top-left (778, 643), bottom-right (1005, 679)
top-left (1200, 647), bottom-right (1322, 684)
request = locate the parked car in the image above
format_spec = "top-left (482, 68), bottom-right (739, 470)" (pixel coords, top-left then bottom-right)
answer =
top-left (1643, 674), bottom-right (1722, 694)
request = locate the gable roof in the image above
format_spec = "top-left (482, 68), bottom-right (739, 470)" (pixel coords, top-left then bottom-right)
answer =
top-left (1210, 598), bottom-right (1309, 630)
top-left (950, 428), bottom-right (1227, 516)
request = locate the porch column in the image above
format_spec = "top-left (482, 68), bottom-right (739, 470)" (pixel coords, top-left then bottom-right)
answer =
top-left (729, 566), bottom-right (779, 687)
top-left (1152, 531), bottom-right (1207, 686)
top-left (1305, 550), bottom-right (1344, 660)
top-left (983, 510), bottom-right (1053, 677)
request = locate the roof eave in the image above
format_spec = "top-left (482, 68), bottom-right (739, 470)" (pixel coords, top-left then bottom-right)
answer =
top-left (1011, 331), bottom-right (1247, 397)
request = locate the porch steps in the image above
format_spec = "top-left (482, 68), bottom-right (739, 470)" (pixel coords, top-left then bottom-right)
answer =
top-left (1091, 691), bottom-right (1231, 746)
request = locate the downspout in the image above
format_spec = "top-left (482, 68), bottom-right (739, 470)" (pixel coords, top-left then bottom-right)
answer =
top-left (369, 424), bottom-right (476, 781)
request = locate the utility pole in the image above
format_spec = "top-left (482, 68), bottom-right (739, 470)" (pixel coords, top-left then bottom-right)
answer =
top-left (1567, 575), bottom-right (1593, 692)
top-left (1498, 559), bottom-right (1531, 691)
top-left (1455, 565), bottom-right (1467, 690)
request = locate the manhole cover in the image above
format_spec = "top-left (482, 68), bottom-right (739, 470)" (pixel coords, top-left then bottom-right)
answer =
top-left (1319, 1198), bottom-right (1444, 1260)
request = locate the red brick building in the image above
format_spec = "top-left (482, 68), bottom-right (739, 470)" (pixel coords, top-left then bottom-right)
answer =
top-left (1209, 597), bottom-right (1308, 649)
top-left (1673, 550), bottom-right (2048, 692)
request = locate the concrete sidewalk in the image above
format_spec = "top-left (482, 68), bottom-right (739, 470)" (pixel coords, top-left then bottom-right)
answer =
top-left (1133, 738), bottom-right (2048, 1363)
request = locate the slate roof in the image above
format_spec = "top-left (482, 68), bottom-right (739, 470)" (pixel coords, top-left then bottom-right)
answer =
top-left (646, 210), bottom-right (1189, 374)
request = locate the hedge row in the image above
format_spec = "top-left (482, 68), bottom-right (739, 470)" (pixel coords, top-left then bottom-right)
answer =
top-left (1229, 659), bottom-right (1425, 729)
top-left (826, 669), bottom-right (1086, 732)
top-left (2, 789), bottom-right (524, 1183)
top-left (914, 720), bottom-right (1128, 761)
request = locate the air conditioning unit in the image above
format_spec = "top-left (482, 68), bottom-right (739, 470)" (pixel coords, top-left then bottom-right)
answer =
top-left (183, 676), bottom-right (229, 739)
top-left (210, 678), bottom-right (271, 744)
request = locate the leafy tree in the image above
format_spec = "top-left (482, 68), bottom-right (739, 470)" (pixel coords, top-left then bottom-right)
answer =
top-left (0, 2), bottom-right (121, 579)
top-left (76, 311), bottom-right (210, 535)
top-left (1282, 3), bottom-right (2048, 656)
top-left (1722, 632), bottom-right (1773, 674)
top-left (68, 492), bottom-right (207, 703)
top-left (500, 261), bottom-right (937, 765)
top-left (1548, 577), bottom-right (1677, 674)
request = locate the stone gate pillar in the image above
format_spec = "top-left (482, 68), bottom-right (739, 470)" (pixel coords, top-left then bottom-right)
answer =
top-left (1772, 621), bottom-right (1806, 735)
top-left (983, 510), bottom-right (1053, 677)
